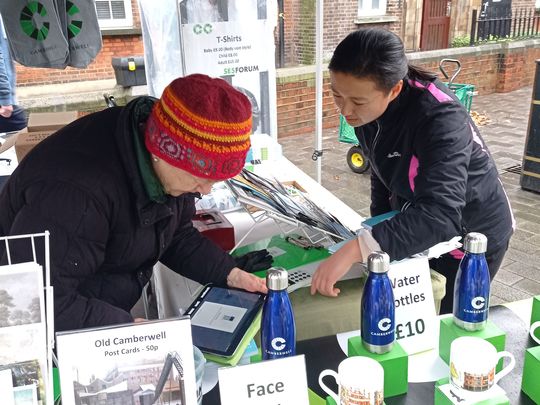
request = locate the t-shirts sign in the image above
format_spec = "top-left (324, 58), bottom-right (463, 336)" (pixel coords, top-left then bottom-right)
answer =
top-left (388, 256), bottom-right (437, 354)
top-left (218, 355), bottom-right (309, 405)
top-left (182, 20), bottom-right (270, 78)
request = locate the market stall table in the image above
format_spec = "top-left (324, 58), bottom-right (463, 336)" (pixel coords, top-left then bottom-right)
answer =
top-left (202, 299), bottom-right (538, 404)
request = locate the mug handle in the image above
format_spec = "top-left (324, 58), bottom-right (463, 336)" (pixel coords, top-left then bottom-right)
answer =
top-left (318, 369), bottom-right (339, 403)
top-left (494, 350), bottom-right (516, 384)
top-left (530, 321), bottom-right (540, 345)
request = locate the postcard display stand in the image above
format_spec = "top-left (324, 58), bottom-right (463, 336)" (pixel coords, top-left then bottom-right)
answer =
top-left (0, 232), bottom-right (54, 405)
top-left (225, 169), bottom-right (357, 254)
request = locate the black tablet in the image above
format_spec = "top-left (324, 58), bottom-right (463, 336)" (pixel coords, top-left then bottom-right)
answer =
top-left (185, 285), bottom-right (265, 357)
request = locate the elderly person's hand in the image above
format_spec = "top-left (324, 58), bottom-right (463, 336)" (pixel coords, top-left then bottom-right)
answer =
top-left (227, 267), bottom-right (268, 294)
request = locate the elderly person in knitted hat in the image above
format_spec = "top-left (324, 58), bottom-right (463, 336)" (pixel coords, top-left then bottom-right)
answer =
top-left (0, 74), bottom-right (267, 332)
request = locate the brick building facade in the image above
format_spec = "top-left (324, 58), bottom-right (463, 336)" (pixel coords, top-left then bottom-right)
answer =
top-left (13, 0), bottom-right (537, 87)
top-left (277, 38), bottom-right (540, 137)
top-left (7, 1), bottom-right (539, 138)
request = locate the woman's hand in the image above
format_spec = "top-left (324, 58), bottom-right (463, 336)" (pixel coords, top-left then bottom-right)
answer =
top-left (227, 267), bottom-right (268, 294)
top-left (310, 239), bottom-right (362, 297)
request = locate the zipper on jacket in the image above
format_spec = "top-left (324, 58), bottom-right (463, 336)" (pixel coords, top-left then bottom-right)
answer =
top-left (369, 120), bottom-right (391, 191)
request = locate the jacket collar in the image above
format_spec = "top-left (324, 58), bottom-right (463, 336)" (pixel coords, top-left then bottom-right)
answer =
top-left (116, 97), bottom-right (174, 227)
top-left (378, 78), bottom-right (411, 126)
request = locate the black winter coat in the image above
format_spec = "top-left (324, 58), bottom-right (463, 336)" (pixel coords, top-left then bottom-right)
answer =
top-left (0, 98), bottom-right (236, 331)
top-left (356, 78), bottom-right (514, 260)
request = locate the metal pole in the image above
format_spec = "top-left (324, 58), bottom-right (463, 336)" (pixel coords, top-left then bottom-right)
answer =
top-left (520, 60), bottom-right (540, 192)
top-left (470, 9), bottom-right (478, 46)
top-left (278, 0), bottom-right (285, 68)
top-left (177, 0), bottom-right (187, 76)
top-left (314, 0), bottom-right (324, 184)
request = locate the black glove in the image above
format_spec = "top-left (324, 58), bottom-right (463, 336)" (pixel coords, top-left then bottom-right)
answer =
top-left (234, 249), bottom-right (273, 273)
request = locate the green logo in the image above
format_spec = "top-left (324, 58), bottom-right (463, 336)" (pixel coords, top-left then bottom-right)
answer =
top-left (20, 1), bottom-right (49, 41)
top-left (193, 23), bottom-right (212, 35)
top-left (66, 1), bottom-right (83, 39)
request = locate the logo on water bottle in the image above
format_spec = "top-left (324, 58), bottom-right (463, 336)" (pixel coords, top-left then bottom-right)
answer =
top-left (378, 318), bottom-right (392, 331)
top-left (471, 296), bottom-right (486, 309)
top-left (271, 337), bottom-right (286, 351)
top-left (371, 318), bottom-right (393, 336)
top-left (464, 296), bottom-right (488, 314)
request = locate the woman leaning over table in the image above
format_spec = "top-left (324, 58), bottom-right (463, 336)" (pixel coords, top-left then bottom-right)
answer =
top-left (310, 28), bottom-right (514, 313)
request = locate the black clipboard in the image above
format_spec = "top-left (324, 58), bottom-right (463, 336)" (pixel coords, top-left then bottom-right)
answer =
top-left (185, 285), bottom-right (265, 357)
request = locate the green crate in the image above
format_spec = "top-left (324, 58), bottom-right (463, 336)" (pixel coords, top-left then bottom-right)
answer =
top-left (447, 83), bottom-right (475, 112)
top-left (338, 115), bottom-right (357, 144)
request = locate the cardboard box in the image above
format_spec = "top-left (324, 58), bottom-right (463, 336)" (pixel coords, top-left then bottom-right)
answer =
top-left (13, 111), bottom-right (79, 163)
top-left (27, 111), bottom-right (78, 132)
top-left (15, 130), bottom-right (55, 162)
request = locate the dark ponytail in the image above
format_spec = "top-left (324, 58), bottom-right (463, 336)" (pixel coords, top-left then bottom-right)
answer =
top-left (407, 64), bottom-right (437, 81)
top-left (329, 28), bottom-right (436, 92)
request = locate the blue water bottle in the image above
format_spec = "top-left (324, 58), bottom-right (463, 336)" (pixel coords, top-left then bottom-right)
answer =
top-left (362, 251), bottom-right (395, 354)
top-left (261, 267), bottom-right (296, 360)
top-left (453, 232), bottom-right (490, 331)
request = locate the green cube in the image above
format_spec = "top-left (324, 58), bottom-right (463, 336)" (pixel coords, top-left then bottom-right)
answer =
top-left (530, 295), bottom-right (540, 342)
top-left (439, 317), bottom-right (506, 372)
top-left (521, 345), bottom-right (540, 403)
top-left (434, 378), bottom-right (509, 404)
top-left (347, 337), bottom-right (408, 397)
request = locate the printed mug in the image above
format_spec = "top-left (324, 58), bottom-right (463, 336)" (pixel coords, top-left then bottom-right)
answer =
top-left (450, 336), bottom-right (515, 392)
top-left (318, 356), bottom-right (384, 405)
top-left (530, 321), bottom-right (540, 345)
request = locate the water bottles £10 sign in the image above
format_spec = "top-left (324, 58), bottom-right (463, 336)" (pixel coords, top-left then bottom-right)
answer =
top-left (388, 256), bottom-right (438, 354)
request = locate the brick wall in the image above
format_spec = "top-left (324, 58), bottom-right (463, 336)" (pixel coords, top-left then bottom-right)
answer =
top-left (276, 39), bottom-right (540, 138)
top-left (511, 0), bottom-right (537, 12)
top-left (283, 0), bottom-right (299, 66)
top-left (16, 35), bottom-right (144, 86)
top-left (283, 0), bottom-right (402, 66)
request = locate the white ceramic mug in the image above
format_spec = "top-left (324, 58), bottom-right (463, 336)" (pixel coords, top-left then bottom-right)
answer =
top-left (319, 356), bottom-right (384, 405)
top-left (450, 336), bottom-right (515, 392)
top-left (530, 321), bottom-right (540, 345)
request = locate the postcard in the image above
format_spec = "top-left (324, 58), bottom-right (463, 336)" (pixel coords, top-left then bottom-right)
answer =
top-left (0, 262), bottom-right (45, 329)
top-left (56, 317), bottom-right (198, 405)
top-left (0, 262), bottom-right (48, 405)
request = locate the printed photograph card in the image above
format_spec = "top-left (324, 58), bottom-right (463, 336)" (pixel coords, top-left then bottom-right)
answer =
top-left (56, 317), bottom-right (198, 405)
top-left (0, 262), bottom-right (48, 405)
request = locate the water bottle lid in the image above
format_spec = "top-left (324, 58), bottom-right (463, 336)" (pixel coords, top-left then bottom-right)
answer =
top-left (266, 267), bottom-right (289, 290)
top-left (367, 251), bottom-right (390, 273)
top-left (463, 232), bottom-right (488, 254)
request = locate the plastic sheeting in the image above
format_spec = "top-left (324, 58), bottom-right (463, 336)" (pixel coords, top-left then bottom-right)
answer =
top-left (138, 0), bottom-right (183, 97)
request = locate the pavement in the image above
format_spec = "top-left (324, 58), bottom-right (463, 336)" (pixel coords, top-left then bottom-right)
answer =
top-left (279, 86), bottom-right (540, 306)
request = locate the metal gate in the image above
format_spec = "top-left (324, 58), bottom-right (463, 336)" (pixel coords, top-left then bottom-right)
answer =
top-left (477, 0), bottom-right (513, 41)
top-left (420, 0), bottom-right (451, 50)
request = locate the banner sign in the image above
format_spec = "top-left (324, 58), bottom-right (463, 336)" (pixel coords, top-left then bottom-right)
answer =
top-left (182, 21), bottom-right (270, 77)
top-left (139, 0), bottom-right (278, 138)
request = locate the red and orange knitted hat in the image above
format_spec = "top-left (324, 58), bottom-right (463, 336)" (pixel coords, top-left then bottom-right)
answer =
top-left (145, 74), bottom-right (252, 180)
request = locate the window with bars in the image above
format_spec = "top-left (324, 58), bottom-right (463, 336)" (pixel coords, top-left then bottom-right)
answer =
top-left (358, 0), bottom-right (387, 16)
top-left (95, 0), bottom-right (133, 29)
